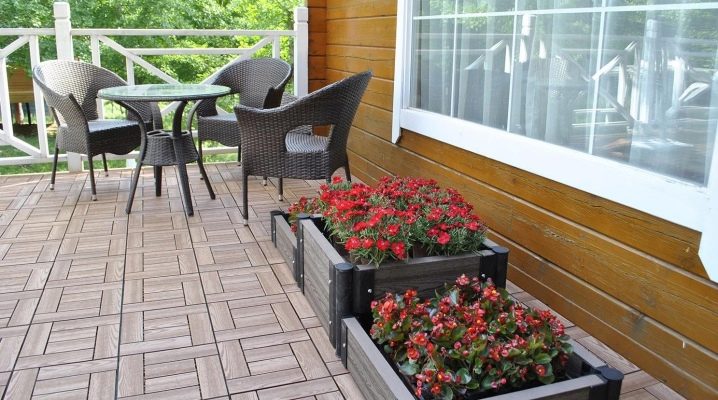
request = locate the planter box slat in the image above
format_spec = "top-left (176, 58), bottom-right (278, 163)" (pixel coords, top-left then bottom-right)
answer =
top-left (341, 317), bottom-right (623, 400)
top-left (273, 214), bottom-right (296, 271)
top-left (302, 220), bottom-right (345, 339)
top-left (366, 252), bottom-right (487, 299)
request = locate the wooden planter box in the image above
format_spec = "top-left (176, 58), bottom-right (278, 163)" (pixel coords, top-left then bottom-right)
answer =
top-left (340, 317), bottom-right (624, 400)
top-left (275, 212), bottom-right (509, 350)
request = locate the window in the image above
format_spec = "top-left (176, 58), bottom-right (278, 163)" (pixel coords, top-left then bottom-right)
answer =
top-left (393, 1), bottom-right (718, 279)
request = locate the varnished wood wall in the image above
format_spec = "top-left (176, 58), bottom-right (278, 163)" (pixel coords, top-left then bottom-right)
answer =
top-left (311, 1), bottom-right (718, 398)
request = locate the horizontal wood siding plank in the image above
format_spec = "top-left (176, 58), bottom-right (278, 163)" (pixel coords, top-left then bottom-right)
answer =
top-left (326, 69), bottom-right (393, 111)
top-left (326, 45), bottom-right (395, 80)
top-left (326, 0), bottom-right (396, 20)
top-left (352, 103), bottom-right (393, 142)
top-left (326, 17), bottom-right (396, 48)
top-left (347, 127), bottom-right (718, 353)
top-left (398, 131), bottom-right (705, 278)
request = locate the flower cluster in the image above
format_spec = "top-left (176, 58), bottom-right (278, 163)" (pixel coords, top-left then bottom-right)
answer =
top-left (291, 176), bottom-right (487, 266)
top-left (370, 275), bottom-right (572, 399)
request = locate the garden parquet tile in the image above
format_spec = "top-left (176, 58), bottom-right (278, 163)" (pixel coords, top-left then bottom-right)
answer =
top-left (0, 165), bottom-right (679, 400)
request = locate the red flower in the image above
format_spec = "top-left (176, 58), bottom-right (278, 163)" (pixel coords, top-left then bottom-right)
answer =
top-left (411, 332), bottom-right (428, 346)
top-left (407, 347), bottom-right (420, 360)
top-left (535, 365), bottom-right (546, 377)
top-left (391, 242), bottom-right (406, 259)
top-left (362, 238), bottom-right (374, 249)
top-left (437, 231), bottom-right (451, 245)
top-left (386, 224), bottom-right (400, 236)
top-left (376, 238), bottom-right (390, 251)
top-left (344, 237), bottom-right (361, 251)
top-left (466, 221), bottom-right (480, 231)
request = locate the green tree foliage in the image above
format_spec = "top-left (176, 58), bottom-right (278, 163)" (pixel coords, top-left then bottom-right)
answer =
top-left (0, 0), bottom-right (303, 83)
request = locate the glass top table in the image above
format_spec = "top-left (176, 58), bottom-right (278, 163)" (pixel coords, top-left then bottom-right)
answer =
top-left (98, 84), bottom-right (230, 217)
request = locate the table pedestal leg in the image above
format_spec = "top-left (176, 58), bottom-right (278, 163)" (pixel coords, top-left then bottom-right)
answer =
top-left (197, 161), bottom-right (215, 200)
top-left (172, 101), bottom-right (194, 216)
top-left (126, 160), bottom-right (143, 214)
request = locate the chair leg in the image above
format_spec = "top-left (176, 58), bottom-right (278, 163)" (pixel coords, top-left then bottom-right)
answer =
top-left (101, 153), bottom-right (109, 176)
top-left (242, 173), bottom-right (249, 226)
top-left (262, 177), bottom-right (267, 186)
top-left (88, 155), bottom-right (97, 201)
top-left (154, 166), bottom-right (162, 197)
top-left (278, 178), bottom-right (283, 201)
top-left (126, 161), bottom-right (143, 214)
top-left (50, 146), bottom-right (59, 190)
top-left (345, 158), bottom-right (352, 182)
top-left (197, 140), bottom-right (204, 180)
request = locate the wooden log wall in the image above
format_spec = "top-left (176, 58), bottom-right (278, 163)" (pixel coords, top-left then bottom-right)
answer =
top-left (309, 1), bottom-right (718, 398)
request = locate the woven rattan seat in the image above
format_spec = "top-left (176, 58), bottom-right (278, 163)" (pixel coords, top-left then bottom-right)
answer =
top-left (234, 70), bottom-right (372, 224)
top-left (33, 60), bottom-right (162, 200)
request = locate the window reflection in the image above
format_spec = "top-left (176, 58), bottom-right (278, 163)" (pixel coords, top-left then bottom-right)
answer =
top-left (410, 1), bottom-right (718, 185)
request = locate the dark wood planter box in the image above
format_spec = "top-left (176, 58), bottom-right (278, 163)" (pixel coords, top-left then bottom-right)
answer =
top-left (340, 317), bottom-right (624, 400)
top-left (280, 213), bottom-right (509, 350)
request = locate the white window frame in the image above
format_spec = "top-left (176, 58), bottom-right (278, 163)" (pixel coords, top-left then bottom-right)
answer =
top-left (392, 0), bottom-right (718, 281)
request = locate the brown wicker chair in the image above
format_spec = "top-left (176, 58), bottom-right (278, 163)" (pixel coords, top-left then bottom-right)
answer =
top-left (187, 57), bottom-right (292, 181)
top-left (234, 71), bottom-right (372, 224)
top-left (33, 60), bottom-right (162, 200)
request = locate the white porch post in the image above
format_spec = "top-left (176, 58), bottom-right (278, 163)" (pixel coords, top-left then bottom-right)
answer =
top-left (293, 7), bottom-right (308, 97)
top-left (54, 1), bottom-right (82, 172)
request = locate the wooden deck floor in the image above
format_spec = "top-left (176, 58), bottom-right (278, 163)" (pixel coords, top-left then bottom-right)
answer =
top-left (0, 163), bottom-right (685, 400)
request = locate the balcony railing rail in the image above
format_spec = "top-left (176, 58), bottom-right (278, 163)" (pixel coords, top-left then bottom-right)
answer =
top-left (0, 2), bottom-right (309, 171)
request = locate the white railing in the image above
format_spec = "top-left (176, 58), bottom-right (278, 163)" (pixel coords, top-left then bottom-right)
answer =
top-left (0, 2), bottom-right (308, 171)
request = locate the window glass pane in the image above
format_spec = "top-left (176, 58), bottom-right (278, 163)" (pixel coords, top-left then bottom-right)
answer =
top-left (459, 0), bottom-right (514, 13)
top-left (518, 0), bottom-right (601, 10)
top-left (508, 12), bottom-right (601, 152)
top-left (417, 0), bottom-right (455, 16)
top-left (411, 17), bottom-right (455, 116)
top-left (454, 16), bottom-right (513, 129)
top-left (600, 9), bottom-right (718, 184)
top-left (409, 2), bottom-right (718, 185)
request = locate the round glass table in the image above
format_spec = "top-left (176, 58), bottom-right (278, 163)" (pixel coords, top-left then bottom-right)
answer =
top-left (98, 84), bottom-right (230, 216)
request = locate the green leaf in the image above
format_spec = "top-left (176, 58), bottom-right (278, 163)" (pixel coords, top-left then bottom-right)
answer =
top-left (449, 289), bottom-right (459, 305)
top-left (534, 353), bottom-right (552, 364)
top-left (456, 368), bottom-right (471, 384)
top-left (398, 362), bottom-right (419, 376)
top-left (480, 375), bottom-right (494, 391)
top-left (441, 385), bottom-right (454, 400)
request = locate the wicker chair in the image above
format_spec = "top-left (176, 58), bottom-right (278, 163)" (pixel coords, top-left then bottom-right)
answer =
top-left (33, 60), bottom-right (162, 200)
top-left (187, 58), bottom-right (292, 182)
top-left (234, 70), bottom-right (372, 224)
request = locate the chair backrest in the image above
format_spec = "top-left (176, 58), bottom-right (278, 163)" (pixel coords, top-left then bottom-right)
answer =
top-left (235, 70), bottom-right (371, 163)
top-left (33, 60), bottom-right (159, 128)
top-left (212, 58), bottom-right (292, 108)
top-left (33, 60), bottom-right (127, 121)
top-left (302, 70), bottom-right (372, 152)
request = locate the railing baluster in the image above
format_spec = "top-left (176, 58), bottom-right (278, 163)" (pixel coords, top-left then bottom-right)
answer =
top-left (0, 56), bottom-right (14, 139)
top-left (126, 58), bottom-right (135, 85)
top-left (29, 35), bottom-right (49, 158)
top-left (91, 35), bottom-right (105, 119)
